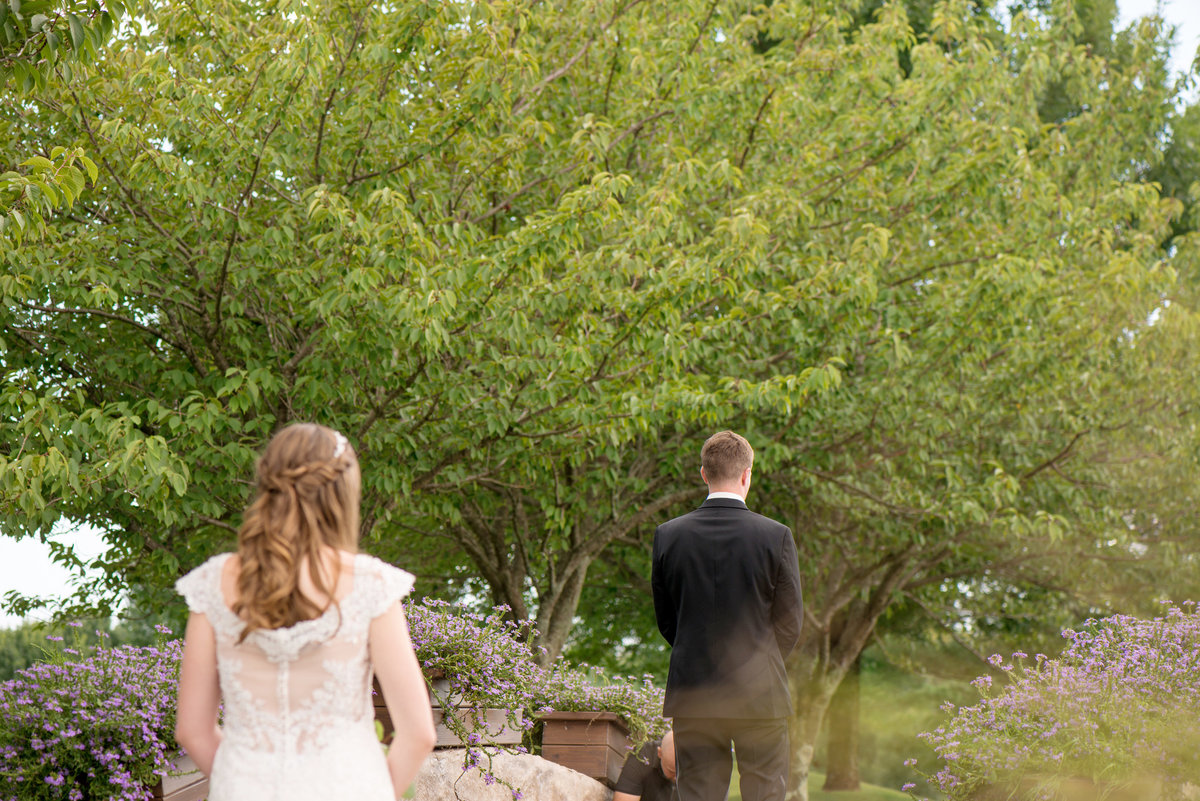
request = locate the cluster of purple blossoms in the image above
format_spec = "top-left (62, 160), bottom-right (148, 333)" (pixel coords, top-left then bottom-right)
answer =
top-left (0, 630), bottom-right (184, 801)
top-left (403, 600), bottom-right (667, 801)
top-left (912, 603), bottom-right (1200, 800)
top-left (1, 604), bottom-right (664, 801)
top-left (406, 599), bottom-right (667, 746)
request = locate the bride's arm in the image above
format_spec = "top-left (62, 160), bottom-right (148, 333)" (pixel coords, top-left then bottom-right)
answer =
top-left (175, 612), bottom-right (223, 775)
top-left (370, 603), bottom-right (437, 798)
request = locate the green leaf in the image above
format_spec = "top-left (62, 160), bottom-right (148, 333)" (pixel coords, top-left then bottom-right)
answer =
top-left (78, 155), bottom-right (98, 184)
top-left (66, 12), bottom-right (83, 50)
top-left (20, 155), bottom-right (53, 171)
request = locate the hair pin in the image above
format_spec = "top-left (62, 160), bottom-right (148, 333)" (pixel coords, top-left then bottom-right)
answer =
top-left (332, 431), bottom-right (348, 459)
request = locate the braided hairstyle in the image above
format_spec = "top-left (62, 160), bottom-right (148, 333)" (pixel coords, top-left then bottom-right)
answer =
top-left (233, 423), bottom-right (360, 641)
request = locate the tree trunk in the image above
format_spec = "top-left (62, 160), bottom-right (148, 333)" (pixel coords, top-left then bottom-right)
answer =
top-left (786, 713), bottom-right (820, 801)
top-left (822, 653), bottom-right (861, 791)
top-left (533, 561), bottom-right (592, 665)
top-left (786, 658), bottom-right (838, 801)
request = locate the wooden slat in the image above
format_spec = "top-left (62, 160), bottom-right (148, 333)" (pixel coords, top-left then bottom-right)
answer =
top-left (539, 711), bottom-right (626, 723)
top-left (160, 782), bottom-right (208, 801)
top-left (436, 707), bottom-right (524, 746)
top-left (538, 713), bottom-right (632, 789)
top-left (541, 743), bottom-right (625, 787)
top-left (378, 705), bottom-right (525, 747)
top-left (152, 754), bottom-right (207, 801)
top-left (543, 719), bottom-right (629, 750)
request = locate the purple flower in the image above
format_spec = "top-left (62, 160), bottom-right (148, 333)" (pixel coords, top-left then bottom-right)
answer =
top-left (0, 632), bottom-right (183, 801)
top-left (916, 606), bottom-right (1200, 796)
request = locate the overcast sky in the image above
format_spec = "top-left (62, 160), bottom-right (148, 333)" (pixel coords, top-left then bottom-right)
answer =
top-left (1118, 0), bottom-right (1200, 78)
top-left (2, 0), bottom-right (1199, 629)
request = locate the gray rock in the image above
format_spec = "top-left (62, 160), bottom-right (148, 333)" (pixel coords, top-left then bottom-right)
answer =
top-left (413, 749), bottom-right (613, 801)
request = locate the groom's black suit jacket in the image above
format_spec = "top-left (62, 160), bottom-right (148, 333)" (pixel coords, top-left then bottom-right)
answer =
top-left (652, 497), bottom-right (803, 719)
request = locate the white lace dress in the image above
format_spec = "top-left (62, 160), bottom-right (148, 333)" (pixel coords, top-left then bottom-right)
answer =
top-left (175, 553), bottom-right (415, 801)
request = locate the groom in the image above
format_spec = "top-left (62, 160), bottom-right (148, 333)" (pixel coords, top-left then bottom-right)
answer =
top-left (651, 431), bottom-right (804, 801)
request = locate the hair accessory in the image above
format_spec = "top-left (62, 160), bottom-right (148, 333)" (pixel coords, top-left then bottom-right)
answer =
top-left (332, 431), bottom-right (348, 459)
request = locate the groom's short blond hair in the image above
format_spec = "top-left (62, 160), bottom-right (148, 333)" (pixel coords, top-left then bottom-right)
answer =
top-left (701, 431), bottom-right (754, 483)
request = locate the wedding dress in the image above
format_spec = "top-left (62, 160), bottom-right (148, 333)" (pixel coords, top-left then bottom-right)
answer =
top-left (176, 552), bottom-right (415, 801)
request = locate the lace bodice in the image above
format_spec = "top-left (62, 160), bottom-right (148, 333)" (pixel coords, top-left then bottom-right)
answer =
top-left (176, 553), bottom-right (414, 801)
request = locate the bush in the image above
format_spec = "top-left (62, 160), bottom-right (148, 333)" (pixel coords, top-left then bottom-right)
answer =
top-left (0, 625), bottom-right (181, 801)
top-left (908, 604), bottom-right (1200, 800)
top-left (407, 599), bottom-right (666, 747)
top-left (0, 603), bottom-right (666, 801)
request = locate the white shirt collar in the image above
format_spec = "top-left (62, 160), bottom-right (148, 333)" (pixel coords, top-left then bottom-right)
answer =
top-left (706, 491), bottom-right (746, 502)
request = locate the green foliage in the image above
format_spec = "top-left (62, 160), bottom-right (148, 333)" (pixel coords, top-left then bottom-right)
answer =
top-left (1147, 102), bottom-right (1200, 242)
top-left (561, 540), bottom-right (669, 679)
top-left (0, 146), bottom-right (98, 245)
top-left (0, 0), bottom-right (126, 90)
top-left (0, 616), bottom-right (165, 679)
top-left (1, 1), bottom-right (120, 244)
top-left (2, 4), bottom-right (1200, 788)
top-left (812, 650), bottom-right (977, 791)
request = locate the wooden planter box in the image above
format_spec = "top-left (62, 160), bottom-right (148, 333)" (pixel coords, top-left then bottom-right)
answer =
top-left (150, 753), bottom-right (207, 801)
top-left (373, 676), bottom-right (524, 748)
top-left (539, 710), bottom-right (632, 788)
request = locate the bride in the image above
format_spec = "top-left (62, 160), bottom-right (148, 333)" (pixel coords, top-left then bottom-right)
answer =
top-left (174, 423), bottom-right (437, 800)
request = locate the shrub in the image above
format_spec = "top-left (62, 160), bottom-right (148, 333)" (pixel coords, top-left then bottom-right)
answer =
top-left (0, 603), bottom-right (666, 801)
top-left (0, 625), bottom-right (181, 801)
top-left (407, 599), bottom-right (667, 749)
top-left (908, 604), bottom-right (1200, 800)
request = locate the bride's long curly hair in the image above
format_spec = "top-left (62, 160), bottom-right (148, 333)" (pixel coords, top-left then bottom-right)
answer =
top-left (233, 423), bottom-right (360, 641)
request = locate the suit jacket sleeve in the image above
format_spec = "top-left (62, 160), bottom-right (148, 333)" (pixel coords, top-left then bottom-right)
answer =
top-left (771, 527), bottom-right (804, 659)
top-left (651, 526), bottom-right (676, 646)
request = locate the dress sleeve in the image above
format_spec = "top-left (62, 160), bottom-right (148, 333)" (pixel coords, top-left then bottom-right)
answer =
top-left (363, 557), bottom-right (416, 619)
top-left (175, 555), bottom-right (227, 617)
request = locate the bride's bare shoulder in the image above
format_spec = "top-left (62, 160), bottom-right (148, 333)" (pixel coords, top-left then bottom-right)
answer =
top-left (220, 553), bottom-right (241, 603)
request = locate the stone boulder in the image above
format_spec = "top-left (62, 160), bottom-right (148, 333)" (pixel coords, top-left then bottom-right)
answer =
top-left (413, 749), bottom-right (613, 801)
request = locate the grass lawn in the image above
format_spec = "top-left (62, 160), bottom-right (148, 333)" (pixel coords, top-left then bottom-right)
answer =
top-left (726, 765), bottom-right (909, 801)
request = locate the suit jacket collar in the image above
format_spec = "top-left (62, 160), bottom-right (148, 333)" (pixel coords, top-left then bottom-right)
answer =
top-left (700, 497), bottom-right (748, 510)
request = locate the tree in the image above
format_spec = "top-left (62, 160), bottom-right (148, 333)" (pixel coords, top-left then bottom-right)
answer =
top-left (740, 4), bottom-right (1200, 791)
top-left (3, 2), bottom-right (1199, 799)
top-left (1, 0), bottom-right (839, 643)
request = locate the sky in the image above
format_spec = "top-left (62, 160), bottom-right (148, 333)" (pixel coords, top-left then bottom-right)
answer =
top-left (1117, 0), bottom-right (1200, 78)
top-left (0, 524), bottom-right (108, 627)
top-left (2, 0), bottom-right (1199, 629)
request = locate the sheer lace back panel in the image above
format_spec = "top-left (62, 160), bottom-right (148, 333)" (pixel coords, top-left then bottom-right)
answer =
top-left (176, 553), bottom-right (414, 755)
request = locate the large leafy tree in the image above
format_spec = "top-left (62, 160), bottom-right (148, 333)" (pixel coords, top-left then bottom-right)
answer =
top-left (732, 5), bottom-right (1199, 792)
top-left (3, 1), bottom-right (1199, 798)
top-left (0, 0), bottom-right (837, 636)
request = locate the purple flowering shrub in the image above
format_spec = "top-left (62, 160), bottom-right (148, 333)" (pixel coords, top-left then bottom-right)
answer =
top-left (405, 600), bottom-right (667, 801)
top-left (406, 600), bottom-right (667, 748)
top-left (0, 625), bottom-right (182, 801)
top-left (911, 604), bottom-right (1200, 800)
top-left (538, 661), bottom-right (669, 744)
top-left (0, 603), bottom-right (664, 801)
